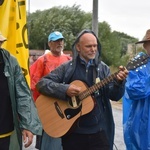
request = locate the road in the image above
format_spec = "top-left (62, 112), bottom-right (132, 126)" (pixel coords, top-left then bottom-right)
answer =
top-left (23, 105), bottom-right (126, 150)
top-left (113, 107), bottom-right (126, 150)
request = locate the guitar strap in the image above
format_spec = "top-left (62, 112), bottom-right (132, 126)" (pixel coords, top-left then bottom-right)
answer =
top-left (93, 65), bottom-right (106, 111)
top-left (93, 66), bottom-right (97, 84)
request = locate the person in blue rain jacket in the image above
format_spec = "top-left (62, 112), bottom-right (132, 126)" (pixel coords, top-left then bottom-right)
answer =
top-left (123, 29), bottom-right (150, 150)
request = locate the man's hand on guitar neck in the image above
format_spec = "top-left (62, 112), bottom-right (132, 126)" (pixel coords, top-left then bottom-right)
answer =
top-left (66, 66), bottom-right (128, 98)
top-left (116, 66), bottom-right (129, 81)
top-left (66, 84), bottom-right (81, 97)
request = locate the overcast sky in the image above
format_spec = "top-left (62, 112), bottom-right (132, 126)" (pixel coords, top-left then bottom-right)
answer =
top-left (27, 0), bottom-right (150, 40)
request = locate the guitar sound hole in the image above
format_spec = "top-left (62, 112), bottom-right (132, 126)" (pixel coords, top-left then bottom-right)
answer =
top-left (64, 105), bottom-right (82, 120)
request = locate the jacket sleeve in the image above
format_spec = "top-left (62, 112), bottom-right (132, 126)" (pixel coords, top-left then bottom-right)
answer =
top-left (13, 57), bottom-right (42, 135)
top-left (99, 62), bottom-right (126, 101)
top-left (125, 64), bottom-right (150, 100)
top-left (36, 63), bottom-right (70, 101)
top-left (108, 79), bottom-right (126, 101)
top-left (30, 56), bottom-right (45, 101)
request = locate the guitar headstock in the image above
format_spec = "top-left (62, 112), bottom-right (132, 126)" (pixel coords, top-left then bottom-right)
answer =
top-left (126, 52), bottom-right (149, 70)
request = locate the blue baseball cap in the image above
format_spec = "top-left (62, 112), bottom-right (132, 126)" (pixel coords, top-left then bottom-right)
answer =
top-left (48, 31), bottom-right (64, 42)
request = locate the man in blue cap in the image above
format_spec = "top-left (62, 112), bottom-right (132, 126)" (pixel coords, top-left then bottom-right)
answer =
top-left (30, 31), bottom-right (71, 149)
top-left (48, 31), bottom-right (64, 41)
top-left (47, 31), bottom-right (64, 55)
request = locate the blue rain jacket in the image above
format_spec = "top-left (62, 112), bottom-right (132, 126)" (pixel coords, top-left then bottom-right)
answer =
top-left (123, 54), bottom-right (150, 150)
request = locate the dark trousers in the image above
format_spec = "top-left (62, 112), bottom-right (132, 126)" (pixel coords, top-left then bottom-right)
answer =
top-left (35, 135), bottom-right (42, 149)
top-left (0, 136), bottom-right (10, 150)
top-left (62, 130), bottom-right (110, 150)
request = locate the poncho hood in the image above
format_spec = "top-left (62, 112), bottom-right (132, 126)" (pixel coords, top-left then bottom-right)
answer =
top-left (71, 29), bottom-right (101, 65)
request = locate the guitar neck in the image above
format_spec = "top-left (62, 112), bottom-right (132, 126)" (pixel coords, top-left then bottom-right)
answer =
top-left (78, 53), bottom-right (149, 101)
top-left (79, 72), bottom-right (118, 100)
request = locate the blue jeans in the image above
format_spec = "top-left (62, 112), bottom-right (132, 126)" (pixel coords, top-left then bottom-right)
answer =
top-left (40, 131), bottom-right (62, 150)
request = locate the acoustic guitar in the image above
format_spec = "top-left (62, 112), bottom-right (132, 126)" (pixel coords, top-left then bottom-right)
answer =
top-left (36, 53), bottom-right (148, 138)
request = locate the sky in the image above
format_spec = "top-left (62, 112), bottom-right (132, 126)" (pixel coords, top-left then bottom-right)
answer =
top-left (26, 0), bottom-right (150, 40)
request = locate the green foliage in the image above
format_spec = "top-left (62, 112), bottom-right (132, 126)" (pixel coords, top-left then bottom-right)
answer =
top-left (112, 31), bottom-right (138, 56)
top-left (98, 22), bottom-right (122, 66)
top-left (27, 5), bottom-right (138, 67)
top-left (27, 5), bottom-right (92, 50)
top-left (135, 46), bottom-right (145, 54)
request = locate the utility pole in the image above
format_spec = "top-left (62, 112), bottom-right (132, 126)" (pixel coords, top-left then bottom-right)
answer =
top-left (92, 0), bottom-right (98, 36)
top-left (28, 0), bottom-right (30, 16)
top-left (27, 0), bottom-right (30, 45)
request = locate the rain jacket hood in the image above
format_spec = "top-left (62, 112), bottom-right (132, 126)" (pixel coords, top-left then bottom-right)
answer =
top-left (71, 29), bottom-right (101, 65)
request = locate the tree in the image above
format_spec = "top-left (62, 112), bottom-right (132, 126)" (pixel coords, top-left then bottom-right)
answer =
top-left (27, 5), bottom-right (92, 50)
top-left (27, 5), bottom-right (138, 67)
top-left (98, 21), bottom-right (121, 66)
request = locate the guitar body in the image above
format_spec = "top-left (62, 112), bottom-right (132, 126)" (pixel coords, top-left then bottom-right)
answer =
top-left (35, 80), bottom-right (95, 138)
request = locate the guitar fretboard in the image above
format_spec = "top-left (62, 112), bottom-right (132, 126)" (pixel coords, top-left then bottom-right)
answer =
top-left (78, 72), bottom-right (118, 100)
